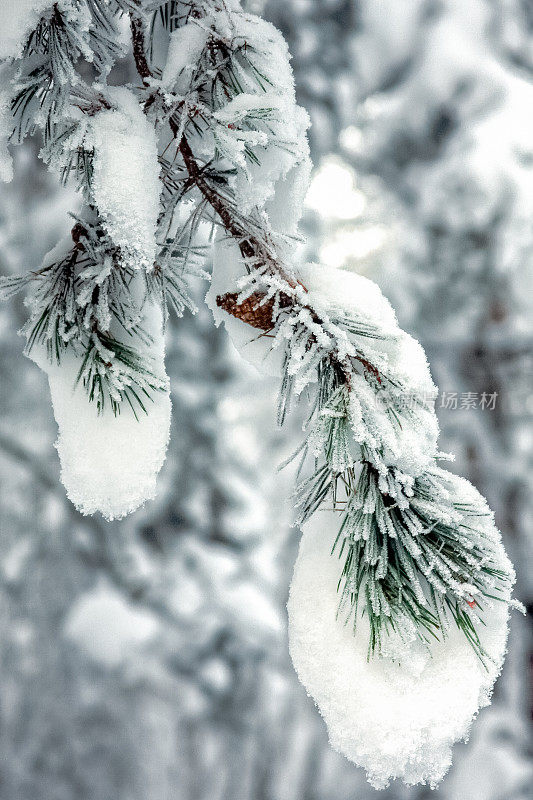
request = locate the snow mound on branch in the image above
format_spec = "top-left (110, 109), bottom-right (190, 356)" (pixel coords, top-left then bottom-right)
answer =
top-left (209, 9), bottom-right (311, 219)
top-left (265, 156), bottom-right (312, 240)
top-left (161, 22), bottom-right (208, 91)
top-left (213, 92), bottom-right (311, 217)
top-left (90, 89), bottom-right (161, 272)
top-left (298, 263), bottom-right (439, 475)
top-left (296, 262), bottom-right (436, 400)
top-left (47, 359), bottom-right (171, 520)
top-left (30, 288), bottom-right (171, 521)
top-left (297, 262), bottom-right (398, 334)
top-left (215, 8), bottom-right (297, 96)
top-left (288, 482), bottom-right (514, 789)
top-left (0, 0), bottom-right (54, 60)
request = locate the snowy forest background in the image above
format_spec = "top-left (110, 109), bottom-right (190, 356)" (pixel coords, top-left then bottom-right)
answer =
top-left (0, 0), bottom-right (532, 798)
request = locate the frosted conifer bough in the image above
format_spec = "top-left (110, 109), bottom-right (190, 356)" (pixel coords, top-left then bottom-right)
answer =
top-left (32, 317), bottom-right (171, 521)
top-left (36, 90), bottom-right (171, 519)
top-left (288, 471), bottom-right (515, 789)
top-left (28, 238), bottom-right (171, 520)
top-left (24, 227), bottom-right (172, 520)
top-left (0, 0), bottom-right (57, 61)
top-left (0, 0), bottom-right (521, 785)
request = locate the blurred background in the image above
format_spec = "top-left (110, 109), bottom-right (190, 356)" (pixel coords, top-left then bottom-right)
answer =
top-left (0, 0), bottom-right (532, 798)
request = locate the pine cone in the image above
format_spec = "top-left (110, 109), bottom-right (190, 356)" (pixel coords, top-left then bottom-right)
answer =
top-left (216, 292), bottom-right (276, 330)
top-left (71, 222), bottom-right (87, 250)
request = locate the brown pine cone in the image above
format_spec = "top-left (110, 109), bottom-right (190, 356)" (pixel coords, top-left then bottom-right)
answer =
top-left (216, 292), bottom-right (276, 330)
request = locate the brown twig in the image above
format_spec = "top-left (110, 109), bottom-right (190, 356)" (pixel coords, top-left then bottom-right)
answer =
top-left (178, 133), bottom-right (307, 295)
top-left (177, 132), bottom-right (259, 264)
top-left (130, 5), bottom-right (152, 84)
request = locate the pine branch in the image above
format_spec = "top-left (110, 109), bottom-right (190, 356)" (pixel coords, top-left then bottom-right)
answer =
top-left (174, 137), bottom-right (377, 392)
top-left (0, 0), bottom-right (518, 662)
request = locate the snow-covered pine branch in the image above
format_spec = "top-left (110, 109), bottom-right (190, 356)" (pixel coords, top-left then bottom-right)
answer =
top-left (0, 0), bottom-right (522, 788)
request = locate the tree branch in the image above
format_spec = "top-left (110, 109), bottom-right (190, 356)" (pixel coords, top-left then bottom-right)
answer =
top-left (130, 6), bottom-right (152, 84)
top-left (177, 134), bottom-right (260, 264)
top-left (177, 133), bottom-right (303, 297)
top-left (175, 135), bottom-right (368, 383)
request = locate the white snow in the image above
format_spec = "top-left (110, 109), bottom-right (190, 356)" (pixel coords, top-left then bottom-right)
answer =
top-left (44, 348), bottom-right (171, 520)
top-left (265, 155), bottom-right (312, 239)
top-left (228, 10), bottom-right (297, 96)
top-left (205, 9), bottom-right (311, 220)
top-left (90, 88), bottom-right (161, 272)
top-left (296, 263), bottom-right (439, 474)
top-left (296, 261), bottom-right (398, 333)
top-left (29, 251), bottom-right (171, 520)
top-left (288, 476), bottom-right (514, 789)
top-left (0, 0), bottom-right (54, 60)
top-left (218, 97), bottom-right (311, 218)
top-left (0, 88), bottom-right (13, 182)
top-left (64, 581), bottom-right (159, 668)
top-left (161, 23), bottom-right (208, 91)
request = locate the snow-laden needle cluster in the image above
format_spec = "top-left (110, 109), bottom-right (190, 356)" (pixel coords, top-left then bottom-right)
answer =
top-left (0, 0), bottom-right (522, 786)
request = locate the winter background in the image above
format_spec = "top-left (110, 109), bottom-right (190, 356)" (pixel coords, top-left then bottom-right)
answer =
top-left (0, 0), bottom-right (532, 798)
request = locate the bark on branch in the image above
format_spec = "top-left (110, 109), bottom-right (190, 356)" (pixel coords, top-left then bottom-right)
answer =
top-left (130, 6), bottom-right (152, 84)
top-left (177, 134), bottom-right (260, 264)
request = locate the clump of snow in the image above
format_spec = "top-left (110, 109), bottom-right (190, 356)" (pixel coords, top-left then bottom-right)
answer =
top-left (213, 92), bottom-right (311, 217)
top-left (0, 0), bottom-right (55, 60)
top-left (44, 349), bottom-right (171, 520)
top-left (219, 7), bottom-right (298, 95)
top-left (299, 262), bottom-right (439, 475)
top-left (63, 581), bottom-right (159, 668)
top-left (265, 156), bottom-right (312, 239)
top-left (201, 8), bottom-right (311, 222)
top-left (29, 264), bottom-right (171, 520)
top-left (89, 88), bottom-right (161, 271)
top-left (288, 476), bottom-right (514, 789)
top-left (297, 261), bottom-right (398, 334)
top-left (0, 88), bottom-right (13, 182)
top-left (161, 22), bottom-right (208, 91)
